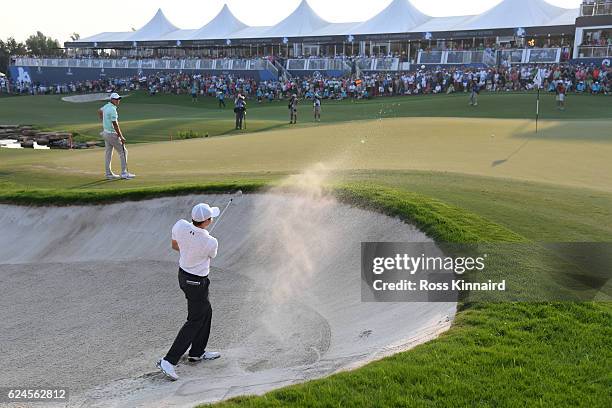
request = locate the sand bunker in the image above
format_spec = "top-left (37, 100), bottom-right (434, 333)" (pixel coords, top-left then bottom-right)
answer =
top-left (61, 93), bottom-right (128, 103)
top-left (0, 193), bottom-right (455, 407)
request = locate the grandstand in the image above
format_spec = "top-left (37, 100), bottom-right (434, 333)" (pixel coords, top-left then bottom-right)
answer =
top-left (8, 0), bottom-right (612, 84)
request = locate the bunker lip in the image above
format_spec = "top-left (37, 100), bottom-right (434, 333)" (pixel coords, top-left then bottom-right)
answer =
top-left (0, 193), bottom-right (456, 408)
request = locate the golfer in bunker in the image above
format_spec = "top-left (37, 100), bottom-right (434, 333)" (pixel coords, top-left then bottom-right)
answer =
top-left (157, 203), bottom-right (221, 380)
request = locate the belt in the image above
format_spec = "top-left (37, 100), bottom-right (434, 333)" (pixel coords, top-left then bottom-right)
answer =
top-left (179, 267), bottom-right (208, 280)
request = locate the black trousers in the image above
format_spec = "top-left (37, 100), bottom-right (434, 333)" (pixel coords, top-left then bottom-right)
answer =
top-left (235, 109), bottom-right (245, 129)
top-left (164, 268), bottom-right (212, 365)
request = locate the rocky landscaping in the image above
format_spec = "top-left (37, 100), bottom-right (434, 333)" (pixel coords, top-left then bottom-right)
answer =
top-left (0, 125), bottom-right (100, 149)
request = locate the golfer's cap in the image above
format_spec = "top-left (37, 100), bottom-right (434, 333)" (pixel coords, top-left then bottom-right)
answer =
top-left (110, 92), bottom-right (122, 100)
top-left (192, 203), bottom-right (220, 222)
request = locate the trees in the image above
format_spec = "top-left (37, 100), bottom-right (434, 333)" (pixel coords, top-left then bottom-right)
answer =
top-left (0, 38), bottom-right (27, 75)
top-left (0, 31), bottom-right (62, 76)
top-left (25, 31), bottom-right (62, 56)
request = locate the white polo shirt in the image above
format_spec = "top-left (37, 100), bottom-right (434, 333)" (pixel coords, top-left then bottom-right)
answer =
top-left (172, 219), bottom-right (218, 277)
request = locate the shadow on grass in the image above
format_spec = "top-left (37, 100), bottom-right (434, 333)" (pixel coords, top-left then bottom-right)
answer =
top-left (218, 122), bottom-right (288, 136)
top-left (69, 178), bottom-right (122, 189)
top-left (512, 119), bottom-right (612, 142)
top-left (491, 137), bottom-right (532, 167)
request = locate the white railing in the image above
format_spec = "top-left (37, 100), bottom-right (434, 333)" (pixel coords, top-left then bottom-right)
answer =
top-left (12, 58), bottom-right (279, 74)
top-left (581, 1), bottom-right (612, 16)
top-left (577, 45), bottom-right (612, 58)
top-left (418, 48), bottom-right (562, 65)
top-left (285, 58), bottom-right (352, 72)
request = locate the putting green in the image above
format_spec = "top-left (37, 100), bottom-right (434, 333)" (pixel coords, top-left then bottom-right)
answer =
top-left (1, 116), bottom-right (611, 192)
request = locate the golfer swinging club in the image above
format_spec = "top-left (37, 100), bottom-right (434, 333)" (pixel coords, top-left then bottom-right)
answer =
top-left (98, 93), bottom-right (135, 179)
top-left (157, 203), bottom-right (221, 381)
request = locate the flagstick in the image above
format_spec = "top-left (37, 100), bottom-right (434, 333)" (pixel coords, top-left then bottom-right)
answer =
top-left (536, 87), bottom-right (540, 134)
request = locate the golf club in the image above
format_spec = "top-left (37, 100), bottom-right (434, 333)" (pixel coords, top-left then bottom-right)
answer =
top-left (121, 140), bottom-right (129, 174)
top-left (209, 190), bottom-right (242, 233)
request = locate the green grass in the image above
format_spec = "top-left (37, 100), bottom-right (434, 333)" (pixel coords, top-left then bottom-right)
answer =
top-left (1, 91), bottom-right (611, 407)
top-left (1, 91), bottom-right (610, 143)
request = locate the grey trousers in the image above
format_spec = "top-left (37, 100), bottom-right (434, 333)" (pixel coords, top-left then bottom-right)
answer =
top-left (101, 131), bottom-right (127, 175)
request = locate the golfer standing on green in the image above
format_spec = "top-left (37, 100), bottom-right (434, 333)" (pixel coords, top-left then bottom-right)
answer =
top-left (98, 93), bottom-right (135, 180)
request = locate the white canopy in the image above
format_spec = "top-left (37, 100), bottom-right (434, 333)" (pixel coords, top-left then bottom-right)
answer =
top-left (128, 9), bottom-right (180, 41)
top-left (76, 1), bottom-right (580, 45)
top-left (546, 7), bottom-right (580, 27)
top-left (80, 31), bottom-right (133, 43)
top-left (189, 5), bottom-right (247, 40)
top-left (264, 0), bottom-right (329, 38)
top-left (457, 0), bottom-right (568, 31)
top-left (354, 0), bottom-right (430, 35)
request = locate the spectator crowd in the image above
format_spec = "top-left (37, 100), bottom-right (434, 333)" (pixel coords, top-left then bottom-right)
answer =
top-left (5, 63), bottom-right (611, 101)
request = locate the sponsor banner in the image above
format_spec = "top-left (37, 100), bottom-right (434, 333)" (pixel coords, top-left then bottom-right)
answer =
top-left (9, 66), bottom-right (277, 84)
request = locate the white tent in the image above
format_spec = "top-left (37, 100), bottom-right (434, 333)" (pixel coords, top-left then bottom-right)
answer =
top-left (161, 30), bottom-right (198, 41)
top-left (412, 15), bottom-right (473, 34)
top-left (310, 22), bottom-right (361, 37)
top-left (128, 9), bottom-right (180, 41)
top-left (353, 0), bottom-right (430, 35)
top-left (190, 5), bottom-right (247, 40)
top-left (264, 0), bottom-right (330, 38)
top-left (546, 8), bottom-right (580, 27)
top-left (80, 31), bottom-right (133, 43)
top-left (232, 26), bottom-right (273, 40)
top-left (457, 0), bottom-right (568, 31)
top-left (74, 0), bottom-right (580, 45)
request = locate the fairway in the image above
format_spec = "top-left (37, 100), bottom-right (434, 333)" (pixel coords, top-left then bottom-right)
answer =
top-left (1, 115), bottom-right (611, 192)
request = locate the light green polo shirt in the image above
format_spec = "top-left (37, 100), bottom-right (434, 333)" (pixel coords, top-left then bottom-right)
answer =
top-left (101, 102), bottom-right (118, 133)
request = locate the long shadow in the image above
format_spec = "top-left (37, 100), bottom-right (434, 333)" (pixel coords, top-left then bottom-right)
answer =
top-left (218, 122), bottom-right (289, 136)
top-left (491, 137), bottom-right (532, 167)
top-left (69, 179), bottom-right (121, 189)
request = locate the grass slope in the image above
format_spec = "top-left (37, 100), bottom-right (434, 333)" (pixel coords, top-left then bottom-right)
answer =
top-left (210, 185), bottom-right (611, 408)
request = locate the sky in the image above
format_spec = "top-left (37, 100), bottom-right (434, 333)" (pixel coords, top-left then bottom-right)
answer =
top-left (0, 0), bottom-right (582, 43)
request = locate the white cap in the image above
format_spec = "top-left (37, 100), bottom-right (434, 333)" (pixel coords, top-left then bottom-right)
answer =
top-left (192, 203), bottom-right (220, 222)
top-left (110, 92), bottom-right (122, 100)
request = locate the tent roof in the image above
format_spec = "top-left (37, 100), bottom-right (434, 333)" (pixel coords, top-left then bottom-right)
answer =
top-left (457, 0), bottom-right (568, 31)
top-left (310, 22), bottom-right (361, 37)
top-left (264, 0), bottom-right (329, 38)
top-left (231, 26), bottom-right (273, 39)
top-left (354, 0), bottom-right (430, 35)
top-left (75, 1), bottom-right (580, 45)
top-left (80, 31), bottom-right (133, 42)
top-left (128, 9), bottom-right (180, 41)
top-left (412, 15), bottom-right (474, 33)
top-left (190, 4), bottom-right (247, 40)
top-left (546, 7), bottom-right (580, 26)
top-left (160, 29), bottom-right (198, 41)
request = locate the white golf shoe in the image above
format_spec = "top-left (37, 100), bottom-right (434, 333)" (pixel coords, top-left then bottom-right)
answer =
top-left (106, 173), bottom-right (120, 180)
top-left (187, 351), bottom-right (221, 362)
top-left (156, 358), bottom-right (179, 381)
top-left (120, 172), bottom-right (136, 180)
